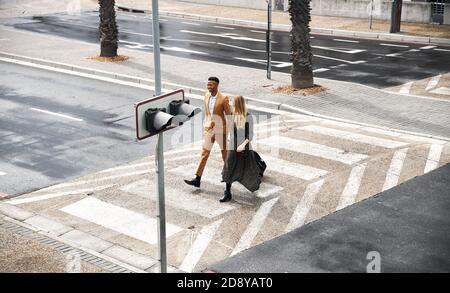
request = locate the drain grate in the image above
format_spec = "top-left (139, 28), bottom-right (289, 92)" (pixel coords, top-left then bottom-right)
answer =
top-left (0, 218), bottom-right (135, 273)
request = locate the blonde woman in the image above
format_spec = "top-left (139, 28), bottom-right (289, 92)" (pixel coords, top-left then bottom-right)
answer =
top-left (220, 96), bottom-right (265, 202)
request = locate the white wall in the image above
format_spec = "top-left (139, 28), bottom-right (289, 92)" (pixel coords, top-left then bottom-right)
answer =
top-left (177, 0), bottom-right (434, 23)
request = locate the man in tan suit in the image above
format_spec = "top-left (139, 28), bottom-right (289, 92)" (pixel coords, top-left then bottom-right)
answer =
top-left (184, 77), bottom-right (231, 188)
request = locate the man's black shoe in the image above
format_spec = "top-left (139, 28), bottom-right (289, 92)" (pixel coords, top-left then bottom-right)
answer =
top-left (184, 176), bottom-right (201, 188)
top-left (219, 190), bottom-right (232, 202)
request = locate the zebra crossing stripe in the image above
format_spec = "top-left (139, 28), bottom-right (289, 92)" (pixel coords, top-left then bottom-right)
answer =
top-left (179, 219), bottom-right (223, 273)
top-left (298, 125), bottom-right (409, 149)
top-left (6, 185), bottom-right (114, 205)
top-left (424, 144), bottom-right (443, 174)
top-left (258, 136), bottom-right (368, 165)
top-left (98, 162), bottom-right (151, 173)
top-left (60, 197), bottom-right (183, 245)
top-left (285, 179), bottom-right (324, 232)
top-left (336, 163), bottom-right (368, 211)
top-left (40, 170), bottom-right (152, 191)
top-left (120, 179), bottom-right (237, 218)
top-left (399, 81), bottom-right (413, 94)
top-left (425, 74), bottom-right (441, 91)
top-left (261, 155), bottom-right (328, 181)
top-left (168, 164), bottom-right (283, 199)
top-left (382, 148), bottom-right (409, 191)
top-left (231, 197), bottom-right (279, 256)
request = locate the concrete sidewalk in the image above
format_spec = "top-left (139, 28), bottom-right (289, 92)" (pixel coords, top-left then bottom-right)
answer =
top-left (1, 25), bottom-right (450, 139)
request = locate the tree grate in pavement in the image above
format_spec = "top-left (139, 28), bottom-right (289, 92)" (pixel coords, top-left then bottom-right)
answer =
top-left (0, 217), bottom-right (135, 273)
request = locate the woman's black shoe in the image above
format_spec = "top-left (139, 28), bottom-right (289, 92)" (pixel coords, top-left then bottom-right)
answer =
top-left (219, 191), bottom-right (232, 202)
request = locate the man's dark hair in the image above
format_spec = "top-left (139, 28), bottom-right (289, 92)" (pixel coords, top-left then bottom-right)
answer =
top-left (208, 77), bottom-right (220, 84)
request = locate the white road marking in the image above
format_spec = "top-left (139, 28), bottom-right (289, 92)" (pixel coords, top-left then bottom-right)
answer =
top-left (180, 30), bottom-right (269, 43)
top-left (119, 40), bottom-right (209, 55)
top-left (399, 81), bottom-right (413, 94)
top-left (298, 125), bottom-right (409, 148)
top-left (420, 45), bottom-right (436, 50)
top-left (336, 163), bottom-right (367, 210)
top-left (169, 164), bottom-right (283, 199)
top-left (261, 155), bottom-right (328, 181)
top-left (333, 39), bottom-right (359, 43)
top-left (424, 144), bottom-right (443, 174)
top-left (430, 87), bottom-right (450, 96)
top-left (285, 179), bottom-right (324, 232)
top-left (181, 21), bottom-right (200, 26)
top-left (272, 62), bottom-right (292, 68)
top-left (120, 179), bottom-right (237, 218)
top-left (433, 48), bottom-right (450, 52)
top-left (382, 148), bottom-right (408, 191)
top-left (314, 54), bottom-right (367, 64)
top-left (214, 26), bottom-right (235, 30)
top-left (380, 43), bottom-right (409, 48)
top-left (313, 68), bottom-right (330, 73)
top-left (407, 49), bottom-right (421, 52)
top-left (233, 57), bottom-right (291, 68)
top-left (67, 22), bottom-right (153, 37)
top-left (254, 126), bottom-right (285, 134)
top-left (60, 197), bottom-right (183, 245)
top-left (30, 107), bottom-right (83, 122)
top-left (0, 171), bottom-right (6, 176)
top-left (163, 46), bottom-right (209, 55)
top-left (251, 30), bottom-right (265, 34)
top-left (231, 197), bottom-right (279, 256)
top-left (425, 74), bottom-right (442, 91)
top-left (218, 43), bottom-right (265, 53)
top-left (179, 219), bottom-right (223, 272)
top-left (159, 38), bottom-right (216, 44)
top-left (312, 45), bottom-right (365, 54)
top-left (98, 162), bottom-right (152, 174)
top-left (258, 136), bottom-right (368, 165)
top-left (40, 170), bottom-right (151, 191)
top-left (6, 185), bottom-right (113, 205)
top-left (386, 52), bottom-right (403, 57)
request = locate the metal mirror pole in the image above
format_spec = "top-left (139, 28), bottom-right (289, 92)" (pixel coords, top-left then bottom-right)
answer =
top-left (151, 0), bottom-right (167, 274)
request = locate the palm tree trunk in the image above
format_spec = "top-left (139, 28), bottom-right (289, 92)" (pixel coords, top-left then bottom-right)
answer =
top-left (289, 0), bottom-right (314, 89)
top-left (99, 0), bottom-right (118, 57)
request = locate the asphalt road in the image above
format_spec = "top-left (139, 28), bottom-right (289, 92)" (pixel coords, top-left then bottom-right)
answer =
top-left (0, 61), bottom-right (272, 196)
top-left (1, 10), bottom-right (449, 88)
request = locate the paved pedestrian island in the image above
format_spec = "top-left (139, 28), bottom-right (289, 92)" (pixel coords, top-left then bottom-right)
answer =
top-left (2, 111), bottom-right (449, 272)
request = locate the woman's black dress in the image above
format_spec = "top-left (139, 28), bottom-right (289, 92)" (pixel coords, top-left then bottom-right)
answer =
top-left (222, 114), bottom-right (266, 192)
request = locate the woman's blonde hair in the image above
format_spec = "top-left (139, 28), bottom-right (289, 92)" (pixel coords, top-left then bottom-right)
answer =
top-left (233, 95), bottom-right (247, 128)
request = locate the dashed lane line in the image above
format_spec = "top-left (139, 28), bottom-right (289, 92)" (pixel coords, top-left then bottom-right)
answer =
top-left (380, 43), bottom-right (409, 48)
